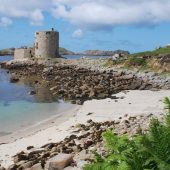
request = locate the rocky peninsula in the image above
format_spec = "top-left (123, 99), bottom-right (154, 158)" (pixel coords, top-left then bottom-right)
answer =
top-left (0, 58), bottom-right (170, 105)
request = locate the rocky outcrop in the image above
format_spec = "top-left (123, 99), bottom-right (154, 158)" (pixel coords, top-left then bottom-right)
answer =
top-left (0, 61), bottom-right (170, 105)
top-left (45, 154), bottom-right (73, 170)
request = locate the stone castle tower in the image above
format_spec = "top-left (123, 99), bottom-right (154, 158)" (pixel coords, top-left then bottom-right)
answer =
top-left (34, 28), bottom-right (59, 58)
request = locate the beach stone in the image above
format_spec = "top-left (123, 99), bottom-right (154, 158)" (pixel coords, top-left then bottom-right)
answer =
top-left (69, 135), bottom-right (77, 140)
top-left (50, 86), bottom-right (58, 91)
top-left (10, 77), bottom-right (19, 83)
top-left (87, 119), bottom-right (92, 124)
top-left (7, 164), bottom-right (18, 170)
top-left (84, 140), bottom-right (93, 149)
top-left (43, 67), bottom-right (53, 73)
top-left (0, 168), bottom-right (5, 170)
top-left (16, 161), bottom-right (27, 166)
top-left (29, 90), bottom-right (36, 95)
top-left (21, 162), bottom-right (33, 169)
top-left (74, 150), bottom-right (92, 161)
top-left (27, 146), bottom-right (34, 150)
top-left (14, 153), bottom-right (28, 163)
top-left (29, 148), bottom-right (45, 155)
top-left (45, 153), bottom-right (73, 170)
top-left (41, 152), bottom-right (50, 159)
top-left (76, 100), bottom-right (83, 105)
top-left (30, 163), bottom-right (43, 170)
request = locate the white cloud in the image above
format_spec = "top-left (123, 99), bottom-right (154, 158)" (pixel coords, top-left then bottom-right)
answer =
top-left (1, 0), bottom-right (170, 29)
top-left (0, 17), bottom-right (12, 27)
top-left (72, 29), bottom-right (83, 39)
top-left (0, 0), bottom-right (52, 26)
top-left (52, 0), bottom-right (170, 29)
top-left (30, 9), bottom-right (44, 26)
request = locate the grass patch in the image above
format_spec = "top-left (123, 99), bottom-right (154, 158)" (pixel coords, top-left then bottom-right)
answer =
top-left (125, 57), bottom-right (147, 67)
top-left (103, 58), bottom-right (115, 68)
top-left (131, 47), bottom-right (170, 57)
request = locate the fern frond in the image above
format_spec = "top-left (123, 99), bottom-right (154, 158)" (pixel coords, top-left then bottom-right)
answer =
top-left (164, 97), bottom-right (170, 111)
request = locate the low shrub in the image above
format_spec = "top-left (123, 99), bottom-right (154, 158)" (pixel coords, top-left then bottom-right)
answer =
top-left (125, 57), bottom-right (146, 67)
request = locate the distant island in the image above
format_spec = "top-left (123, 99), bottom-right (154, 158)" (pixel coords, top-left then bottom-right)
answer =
top-left (59, 48), bottom-right (130, 56)
top-left (0, 47), bottom-right (130, 56)
top-left (0, 48), bottom-right (15, 56)
top-left (58, 47), bottom-right (74, 55)
top-left (84, 49), bottom-right (129, 56)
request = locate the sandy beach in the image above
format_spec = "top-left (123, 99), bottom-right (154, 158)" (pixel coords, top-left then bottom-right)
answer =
top-left (0, 90), bottom-right (170, 168)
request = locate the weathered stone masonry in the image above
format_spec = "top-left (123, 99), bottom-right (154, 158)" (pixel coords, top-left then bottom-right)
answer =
top-left (14, 29), bottom-right (59, 60)
top-left (34, 30), bottom-right (59, 58)
top-left (14, 48), bottom-right (34, 60)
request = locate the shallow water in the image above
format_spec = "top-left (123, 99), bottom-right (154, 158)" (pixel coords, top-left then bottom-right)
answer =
top-left (64, 55), bottom-right (111, 59)
top-left (0, 56), bottom-right (73, 136)
top-left (0, 55), bottom-right (109, 136)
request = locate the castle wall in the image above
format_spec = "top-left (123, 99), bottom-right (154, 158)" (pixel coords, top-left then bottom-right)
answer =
top-left (34, 31), bottom-right (59, 58)
top-left (14, 48), bottom-right (34, 60)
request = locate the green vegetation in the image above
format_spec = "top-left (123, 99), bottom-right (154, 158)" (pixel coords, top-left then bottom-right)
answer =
top-left (125, 57), bottom-right (147, 67)
top-left (131, 46), bottom-right (170, 57)
top-left (59, 47), bottom-right (74, 55)
top-left (103, 58), bottom-right (115, 68)
top-left (84, 97), bottom-right (170, 170)
top-left (59, 47), bottom-right (69, 53)
top-left (102, 47), bottom-right (170, 74)
top-left (103, 58), bottom-right (127, 68)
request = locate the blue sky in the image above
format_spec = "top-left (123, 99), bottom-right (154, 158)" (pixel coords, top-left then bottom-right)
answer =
top-left (1, 0), bottom-right (170, 53)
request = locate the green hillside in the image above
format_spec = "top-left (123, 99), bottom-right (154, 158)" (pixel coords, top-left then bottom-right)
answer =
top-left (131, 46), bottom-right (170, 57)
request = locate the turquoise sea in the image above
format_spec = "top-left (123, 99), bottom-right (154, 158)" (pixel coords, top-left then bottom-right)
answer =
top-left (0, 55), bottom-right (110, 136)
top-left (0, 56), bottom-right (73, 136)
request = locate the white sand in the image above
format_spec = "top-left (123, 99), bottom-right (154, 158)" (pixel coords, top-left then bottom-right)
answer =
top-left (0, 90), bottom-right (170, 167)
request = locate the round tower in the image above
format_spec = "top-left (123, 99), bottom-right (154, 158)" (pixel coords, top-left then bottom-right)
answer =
top-left (34, 29), bottom-right (59, 58)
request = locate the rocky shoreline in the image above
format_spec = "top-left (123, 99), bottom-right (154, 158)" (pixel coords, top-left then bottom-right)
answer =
top-left (0, 59), bottom-right (170, 105)
top-left (0, 59), bottom-right (170, 170)
top-left (1, 113), bottom-right (161, 170)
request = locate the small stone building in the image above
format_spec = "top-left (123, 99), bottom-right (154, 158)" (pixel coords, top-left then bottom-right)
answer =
top-left (14, 47), bottom-right (34, 60)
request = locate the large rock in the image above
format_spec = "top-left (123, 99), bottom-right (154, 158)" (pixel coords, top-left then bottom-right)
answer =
top-left (30, 163), bottom-right (43, 170)
top-left (45, 154), bottom-right (73, 170)
top-left (13, 152), bottom-right (28, 163)
top-left (7, 164), bottom-right (18, 170)
top-left (0, 167), bottom-right (5, 170)
top-left (20, 161), bottom-right (33, 169)
top-left (10, 77), bottom-right (19, 83)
